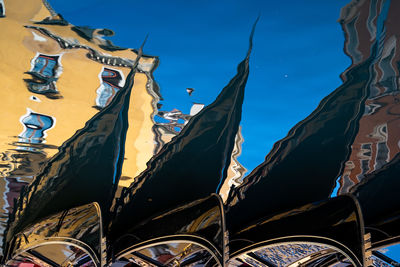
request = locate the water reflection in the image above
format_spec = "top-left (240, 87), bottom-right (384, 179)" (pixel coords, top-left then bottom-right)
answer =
top-left (117, 242), bottom-right (219, 267)
top-left (110, 21), bottom-right (254, 239)
top-left (0, 0), bottom-right (4, 18)
top-left (19, 109), bottom-right (55, 147)
top-left (152, 103), bottom-right (207, 153)
top-left (338, 0), bottom-right (400, 194)
top-left (5, 203), bottom-right (102, 266)
top-left (25, 53), bottom-right (62, 98)
top-left (0, 0), bottom-right (160, 255)
top-left (95, 68), bottom-right (125, 109)
top-left (229, 243), bottom-right (399, 267)
top-left (225, 2), bottom-right (400, 261)
top-left (0, 0), bottom-right (399, 266)
top-left (227, 242), bottom-right (354, 267)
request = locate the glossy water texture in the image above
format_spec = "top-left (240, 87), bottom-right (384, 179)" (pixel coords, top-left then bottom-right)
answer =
top-left (1, 0), bottom-right (400, 266)
top-left (7, 203), bottom-right (102, 266)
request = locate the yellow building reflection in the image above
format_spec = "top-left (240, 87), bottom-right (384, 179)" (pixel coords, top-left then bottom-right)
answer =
top-left (0, 0), bottom-right (160, 236)
top-left (0, 0), bottom-right (247, 245)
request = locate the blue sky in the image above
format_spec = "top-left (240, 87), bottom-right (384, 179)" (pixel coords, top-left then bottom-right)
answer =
top-left (48, 0), bottom-right (399, 260)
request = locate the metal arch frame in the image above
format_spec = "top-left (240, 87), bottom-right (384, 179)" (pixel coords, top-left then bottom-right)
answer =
top-left (110, 193), bottom-right (227, 265)
top-left (4, 195), bottom-right (370, 267)
top-left (5, 202), bottom-right (104, 267)
top-left (114, 234), bottom-right (223, 267)
top-left (228, 236), bottom-right (362, 267)
top-left (6, 237), bottom-right (100, 267)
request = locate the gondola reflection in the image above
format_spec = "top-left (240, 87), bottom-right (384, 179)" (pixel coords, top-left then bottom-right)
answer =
top-left (5, 203), bottom-right (103, 266)
top-left (0, 0), bottom-right (400, 266)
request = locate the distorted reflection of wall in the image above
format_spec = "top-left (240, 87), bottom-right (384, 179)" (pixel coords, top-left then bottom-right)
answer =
top-left (152, 103), bottom-right (204, 154)
top-left (151, 103), bottom-right (247, 202)
top-left (25, 53), bottom-right (62, 97)
top-left (95, 67), bottom-right (125, 109)
top-left (219, 126), bottom-right (247, 202)
top-left (338, 0), bottom-right (400, 193)
top-left (0, 0), bottom-right (160, 245)
top-left (0, 0), bottom-right (249, 253)
top-left (19, 109), bottom-right (55, 147)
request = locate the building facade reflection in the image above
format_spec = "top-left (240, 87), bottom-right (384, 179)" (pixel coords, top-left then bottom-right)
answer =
top-left (338, 0), bottom-right (400, 193)
top-left (0, 0), bottom-right (399, 265)
top-left (0, 0), bottom-right (161, 248)
top-left (25, 53), bottom-right (62, 97)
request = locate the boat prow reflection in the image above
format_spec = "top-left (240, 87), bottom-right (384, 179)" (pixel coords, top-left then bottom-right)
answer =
top-left (5, 195), bottom-right (397, 266)
top-left (111, 194), bottom-right (226, 267)
top-left (227, 196), bottom-right (366, 267)
top-left (5, 202), bottom-right (103, 267)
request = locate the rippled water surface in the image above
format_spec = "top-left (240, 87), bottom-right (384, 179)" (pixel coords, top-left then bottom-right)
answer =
top-left (1, 0), bottom-right (400, 265)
